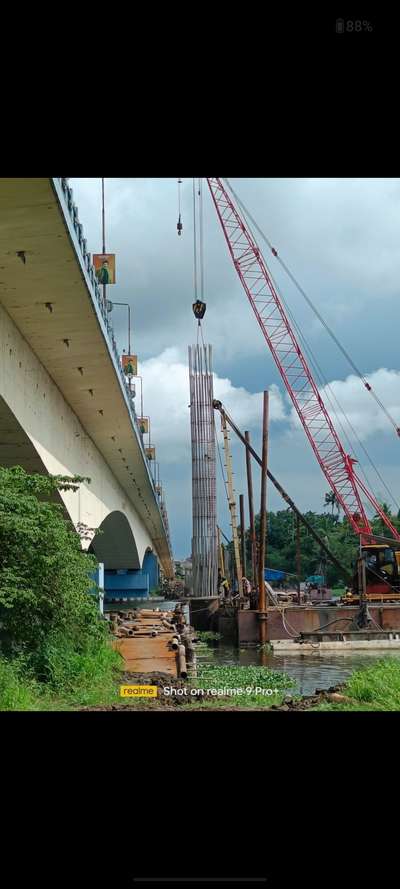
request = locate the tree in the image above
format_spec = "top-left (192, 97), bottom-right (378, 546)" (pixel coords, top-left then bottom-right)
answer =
top-left (234, 504), bottom-right (359, 587)
top-left (324, 491), bottom-right (340, 517)
top-left (372, 501), bottom-right (395, 537)
top-left (374, 502), bottom-right (392, 519)
top-left (0, 466), bottom-right (104, 657)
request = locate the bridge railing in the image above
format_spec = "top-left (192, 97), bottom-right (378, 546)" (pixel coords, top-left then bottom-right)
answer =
top-left (59, 179), bottom-right (139, 418)
top-left (56, 178), bottom-right (172, 555)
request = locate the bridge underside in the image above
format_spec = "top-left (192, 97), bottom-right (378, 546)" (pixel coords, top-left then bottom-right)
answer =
top-left (0, 394), bottom-right (153, 574)
top-left (0, 395), bottom-right (46, 475)
top-left (89, 511), bottom-right (140, 570)
top-left (0, 177), bottom-right (173, 577)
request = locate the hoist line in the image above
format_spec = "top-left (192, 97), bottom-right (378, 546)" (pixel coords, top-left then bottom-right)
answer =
top-left (192, 177), bottom-right (198, 301)
top-left (199, 177), bottom-right (205, 303)
top-left (223, 178), bottom-right (400, 439)
top-left (220, 178), bottom-right (400, 513)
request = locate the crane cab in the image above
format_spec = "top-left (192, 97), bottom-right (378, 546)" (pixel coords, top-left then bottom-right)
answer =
top-left (346, 544), bottom-right (400, 603)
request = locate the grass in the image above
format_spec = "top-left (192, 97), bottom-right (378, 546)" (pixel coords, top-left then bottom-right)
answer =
top-left (196, 631), bottom-right (222, 642)
top-left (0, 639), bottom-right (124, 711)
top-left (0, 657), bottom-right (44, 711)
top-left (331, 586), bottom-right (346, 598)
top-left (315, 658), bottom-right (400, 711)
top-left (10, 634), bottom-right (400, 713)
top-left (186, 662), bottom-right (296, 709)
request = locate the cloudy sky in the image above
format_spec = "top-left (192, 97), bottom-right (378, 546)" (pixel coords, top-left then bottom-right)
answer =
top-left (70, 178), bottom-right (400, 558)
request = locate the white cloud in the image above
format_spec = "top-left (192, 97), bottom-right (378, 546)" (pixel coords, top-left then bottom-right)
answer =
top-left (287, 367), bottom-right (400, 443)
top-left (139, 350), bottom-right (400, 467)
top-left (139, 348), bottom-right (289, 466)
top-left (70, 177), bottom-right (400, 367)
top-left (67, 178), bottom-right (400, 554)
top-left (138, 353), bottom-right (400, 555)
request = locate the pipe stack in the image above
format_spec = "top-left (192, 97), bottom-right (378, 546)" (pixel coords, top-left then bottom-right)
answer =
top-left (106, 605), bottom-right (197, 678)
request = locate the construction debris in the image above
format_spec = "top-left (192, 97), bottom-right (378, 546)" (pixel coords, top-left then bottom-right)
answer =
top-left (107, 605), bottom-right (197, 678)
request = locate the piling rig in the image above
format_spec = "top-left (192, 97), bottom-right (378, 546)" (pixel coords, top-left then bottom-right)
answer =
top-left (213, 400), bottom-right (351, 587)
top-left (213, 400), bottom-right (400, 607)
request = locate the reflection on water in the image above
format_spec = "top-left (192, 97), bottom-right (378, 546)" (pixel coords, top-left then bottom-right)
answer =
top-left (198, 643), bottom-right (400, 696)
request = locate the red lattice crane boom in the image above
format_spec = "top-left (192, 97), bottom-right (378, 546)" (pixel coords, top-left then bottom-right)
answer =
top-left (207, 177), bottom-right (400, 544)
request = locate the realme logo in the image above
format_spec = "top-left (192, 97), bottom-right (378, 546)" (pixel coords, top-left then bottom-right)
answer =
top-left (120, 685), bottom-right (158, 698)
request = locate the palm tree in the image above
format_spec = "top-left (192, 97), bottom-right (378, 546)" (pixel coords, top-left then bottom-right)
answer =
top-left (373, 501), bottom-right (391, 529)
top-left (324, 491), bottom-right (341, 516)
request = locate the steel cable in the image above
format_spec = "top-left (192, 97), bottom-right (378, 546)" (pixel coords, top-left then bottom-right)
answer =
top-left (223, 177), bottom-right (400, 439)
top-left (221, 178), bottom-right (399, 513)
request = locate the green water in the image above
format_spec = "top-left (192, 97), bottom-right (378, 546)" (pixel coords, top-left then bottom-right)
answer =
top-left (197, 643), bottom-right (400, 696)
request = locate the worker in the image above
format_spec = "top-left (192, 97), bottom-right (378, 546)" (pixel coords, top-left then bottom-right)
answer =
top-left (366, 553), bottom-right (378, 571)
top-left (249, 584), bottom-right (258, 610)
top-left (242, 576), bottom-right (251, 597)
top-left (219, 576), bottom-right (230, 598)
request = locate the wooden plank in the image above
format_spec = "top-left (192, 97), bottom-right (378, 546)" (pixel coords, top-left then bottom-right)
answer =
top-left (123, 658), bottom-right (178, 676)
top-left (113, 639), bottom-right (176, 655)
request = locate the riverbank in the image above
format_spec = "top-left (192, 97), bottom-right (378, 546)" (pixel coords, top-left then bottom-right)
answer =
top-left (79, 657), bottom-right (400, 711)
top-left (0, 642), bottom-right (122, 711)
top-left (313, 657), bottom-right (400, 710)
top-left (3, 641), bottom-right (400, 712)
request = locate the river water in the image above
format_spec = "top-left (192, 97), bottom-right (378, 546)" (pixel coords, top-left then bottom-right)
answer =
top-left (198, 643), bottom-right (400, 696)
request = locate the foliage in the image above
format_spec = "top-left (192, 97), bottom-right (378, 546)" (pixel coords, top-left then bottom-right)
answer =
top-left (0, 655), bottom-right (42, 711)
top-left (324, 490), bottom-right (341, 515)
top-left (196, 631), bottom-right (222, 642)
top-left (233, 503), bottom-right (400, 586)
top-left (0, 466), bottom-right (105, 657)
top-left (188, 663), bottom-right (294, 708)
top-left (0, 640), bottom-right (123, 711)
top-left (316, 658), bottom-right (400, 711)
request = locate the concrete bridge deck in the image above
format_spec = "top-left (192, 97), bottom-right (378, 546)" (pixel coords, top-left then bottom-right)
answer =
top-left (0, 177), bottom-right (173, 577)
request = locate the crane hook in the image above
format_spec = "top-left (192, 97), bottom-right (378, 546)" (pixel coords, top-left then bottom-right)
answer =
top-left (177, 179), bottom-right (183, 236)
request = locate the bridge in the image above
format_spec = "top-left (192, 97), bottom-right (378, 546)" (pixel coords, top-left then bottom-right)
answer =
top-left (0, 177), bottom-right (174, 590)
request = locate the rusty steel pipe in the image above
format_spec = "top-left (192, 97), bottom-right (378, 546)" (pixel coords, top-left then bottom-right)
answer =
top-left (245, 430), bottom-right (258, 594)
top-left (213, 401), bottom-right (352, 583)
top-left (296, 514), bottom-right (301, 605)
top-left (239, 493), bottom-right (247, 585)
top-left (258, 391), bottom-right (269, 644)
top-left (184, 639), bottom-right (196, 664)
top-left (178, 645), bottom-right (188, 679)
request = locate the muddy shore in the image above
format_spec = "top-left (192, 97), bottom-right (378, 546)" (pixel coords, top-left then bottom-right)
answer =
top-left (79, 672), bottom-right (345, 711)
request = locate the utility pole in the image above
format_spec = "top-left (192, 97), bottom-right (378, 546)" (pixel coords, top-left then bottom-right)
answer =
top-left (212, 399), bottom-right (353, 584)
top-left (101, 178), bottom-right (106, 309)
top-left (239, 494), bottom-right (246, 584)
top-left (113, 302), bottom-right (132, 396)
top-left (221, 412), bottom-right (242, 595)
top-left (258, 391), bottom-right (269, 643)
top-left (356, 552), bottom-right (368, 628)
top-left (245, 430), bottom-right (258, 596)
top-left (217, 526), bottom-right (225, 577)
top-left (296, 514), bottom-right (301, 605)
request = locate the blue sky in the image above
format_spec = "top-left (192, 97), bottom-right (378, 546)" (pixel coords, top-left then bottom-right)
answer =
top-left (70, 178), bottom-right (400, 558)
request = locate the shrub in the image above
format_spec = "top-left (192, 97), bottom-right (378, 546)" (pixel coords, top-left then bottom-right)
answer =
top-left (0, 466), bottom-right (104, 658)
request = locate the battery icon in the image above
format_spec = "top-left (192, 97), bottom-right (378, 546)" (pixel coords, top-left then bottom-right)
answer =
top-left (336, 18), bottom-right (345, 33)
